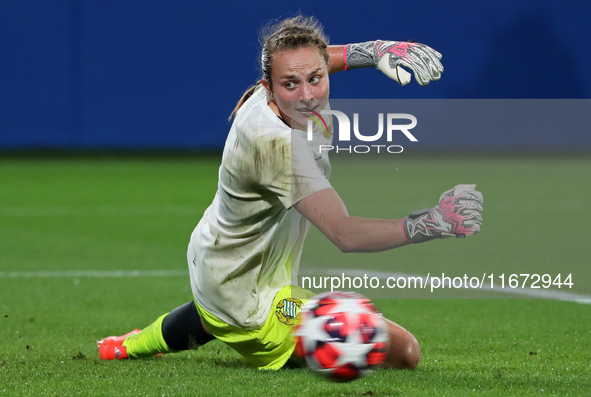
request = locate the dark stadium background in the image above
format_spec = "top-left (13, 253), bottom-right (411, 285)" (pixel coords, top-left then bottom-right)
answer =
top-left (1, 0), bottom-right (590, 151)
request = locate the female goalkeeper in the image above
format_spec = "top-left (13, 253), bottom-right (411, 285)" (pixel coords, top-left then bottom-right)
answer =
top-left (97, 15), bottom-right (482, 370)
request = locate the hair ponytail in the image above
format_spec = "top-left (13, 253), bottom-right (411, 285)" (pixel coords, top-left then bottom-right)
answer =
top-left (228, 80), bottom-right (262, 121)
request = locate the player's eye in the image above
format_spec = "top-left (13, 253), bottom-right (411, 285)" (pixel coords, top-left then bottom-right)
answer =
top-left (284, 81), bottom-right (296, 89)
top-left (310, 76), bottom-right (320, 84)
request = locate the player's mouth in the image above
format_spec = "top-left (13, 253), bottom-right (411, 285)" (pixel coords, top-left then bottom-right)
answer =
top-left (297, 105), bottom-right (319, 114)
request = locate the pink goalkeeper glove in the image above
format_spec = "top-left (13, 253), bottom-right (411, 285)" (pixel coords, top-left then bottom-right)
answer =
top-left (345, 40), bottom-right (443, 86)
top-left (402, 184), bottom-right (483, 244)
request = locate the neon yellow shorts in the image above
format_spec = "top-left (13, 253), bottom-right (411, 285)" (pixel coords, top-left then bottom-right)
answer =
top-left (195, 285), bottom-right (314, 370)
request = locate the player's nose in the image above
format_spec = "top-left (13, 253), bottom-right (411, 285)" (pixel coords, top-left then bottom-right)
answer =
top-left (300, 83), bottom-right (314, 100)
top-left (299, 83), bottom-right (315, 106)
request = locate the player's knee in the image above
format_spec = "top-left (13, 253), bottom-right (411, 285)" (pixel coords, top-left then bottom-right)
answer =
top-left (402, 336), bottom-right (420, 369)
top-left (383, 319), bottom-right (421, 369)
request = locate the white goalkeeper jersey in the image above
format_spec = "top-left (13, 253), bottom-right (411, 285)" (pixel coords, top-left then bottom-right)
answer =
top-left (188, 85), bottom-right (333, 329)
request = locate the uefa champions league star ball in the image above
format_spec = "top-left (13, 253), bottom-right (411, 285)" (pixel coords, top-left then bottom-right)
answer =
top-left (293, 291), bottom-right (389, 382)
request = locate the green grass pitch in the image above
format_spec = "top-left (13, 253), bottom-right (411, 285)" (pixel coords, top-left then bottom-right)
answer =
top-left (0, 153), bottom-right (590, 396)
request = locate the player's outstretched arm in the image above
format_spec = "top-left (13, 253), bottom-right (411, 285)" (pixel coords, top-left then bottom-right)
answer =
top-left (294, 187), bottom-right (408, 253)
top-left (294, 184), bottom-right (483, 253)
top-left (327, 41), bottom-right (443, 86)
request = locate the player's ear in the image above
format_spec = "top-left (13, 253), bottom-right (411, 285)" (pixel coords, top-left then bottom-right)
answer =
top-left (261, 79), bottom-right (273, 98)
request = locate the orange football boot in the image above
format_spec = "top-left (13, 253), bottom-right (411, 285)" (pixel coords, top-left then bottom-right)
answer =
top-left (96, 329), bottom-right (140, 360)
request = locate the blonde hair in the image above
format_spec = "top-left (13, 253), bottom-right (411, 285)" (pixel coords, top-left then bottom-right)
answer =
top-left (229, 15), bottom-right (329, 120)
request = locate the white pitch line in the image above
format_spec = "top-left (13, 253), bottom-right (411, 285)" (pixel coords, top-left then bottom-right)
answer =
top-left (304, 268), bottom-right (591, 305)
top-left (0, 205), bottom-right (197, 217)
top-left (0, 270), bottom-right (188, 278)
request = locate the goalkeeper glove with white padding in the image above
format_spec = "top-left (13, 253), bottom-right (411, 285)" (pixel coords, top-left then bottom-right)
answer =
top-left (345, 40), bottom-right (443, 86)
top-left (402, 184), bottom-right (483, 244)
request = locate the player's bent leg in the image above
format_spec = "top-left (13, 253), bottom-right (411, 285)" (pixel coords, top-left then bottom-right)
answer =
top-left (98, 301), bottom-right (214, 360)
top-left (161, 301), bottom-right (214, 350)
top-left (380, 319), bottom-right (420, 369)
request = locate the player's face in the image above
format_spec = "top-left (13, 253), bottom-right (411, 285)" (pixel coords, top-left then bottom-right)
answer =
top-left (267, 46), bottom-right (330, 130)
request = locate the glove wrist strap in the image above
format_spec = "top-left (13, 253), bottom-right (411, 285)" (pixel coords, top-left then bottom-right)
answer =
top-left (345, 41), bottom-right (379, 70)
top-left (402, 209), bottom-right (438, 244)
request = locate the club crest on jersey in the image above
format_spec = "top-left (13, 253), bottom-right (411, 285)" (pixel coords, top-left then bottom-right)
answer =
top-left (275, 298), bottom-right (303, 325)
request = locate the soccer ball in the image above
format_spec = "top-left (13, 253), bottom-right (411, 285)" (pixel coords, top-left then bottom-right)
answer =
top-left (293, 291), bottom-right (389, 382)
